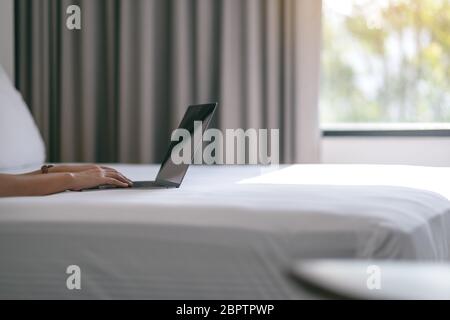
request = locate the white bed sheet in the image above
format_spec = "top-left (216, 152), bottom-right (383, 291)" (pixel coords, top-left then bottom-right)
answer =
top-left (1, 164), bottom-right (450, 299)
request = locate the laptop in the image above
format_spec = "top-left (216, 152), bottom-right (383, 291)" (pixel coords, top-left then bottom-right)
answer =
top-left (93, 103), bottom-right (217, 190)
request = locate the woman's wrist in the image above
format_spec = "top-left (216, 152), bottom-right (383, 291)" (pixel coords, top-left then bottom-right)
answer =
top-left (41, 164), bottom-right (55, 174)
top-left (47, 165), bottom-right (69, 174)
top-left (63, 172), bottom-right (77, 190)
top-left (47, 165), bottom-right (97, 174)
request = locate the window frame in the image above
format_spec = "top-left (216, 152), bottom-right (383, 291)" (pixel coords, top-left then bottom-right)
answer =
top-left (322, 129), bottom-right (450, 137)
top-left (320, 1), bottom-right (450, 136)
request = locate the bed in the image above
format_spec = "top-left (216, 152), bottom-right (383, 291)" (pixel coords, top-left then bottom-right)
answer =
top-left (1, 164), bottom-right (450, 299)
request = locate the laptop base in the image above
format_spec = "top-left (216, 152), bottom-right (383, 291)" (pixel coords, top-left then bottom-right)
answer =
top-left (131, 181), bottom-right (174, 189)
top-left (81, 180), bottom-right (173, 191)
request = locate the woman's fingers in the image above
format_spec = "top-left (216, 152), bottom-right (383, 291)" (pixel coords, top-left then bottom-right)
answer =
top-left (104, 171), bottom-right (133, 186)
top-left (85, 167), bottom-right (133, 186)
top-left (50, 165), bottom-right (133, 184)
top-left (68, 167), bottom-right (133, 190)
top-left (119, 173), bottom-right (133, 186)
top-left (118, 173), bottom-right (133, 186)
top-left (100, 166), bottom-right (116, 171)
top-left (103, 177), bottom-right (129, 188)
top-left (103, 169), bottom-right (133, 185)
top-left (69, 169), bottom-right (131, 190)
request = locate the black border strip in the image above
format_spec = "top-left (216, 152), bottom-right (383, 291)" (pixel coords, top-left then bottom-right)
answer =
top-left (14, 0), bottom-right (19, 88)
top-left (323, 129), bottom-right (450, 137)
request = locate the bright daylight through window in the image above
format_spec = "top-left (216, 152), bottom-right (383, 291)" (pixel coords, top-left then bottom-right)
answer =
top-left (321, 0), bottom-right (450, 130)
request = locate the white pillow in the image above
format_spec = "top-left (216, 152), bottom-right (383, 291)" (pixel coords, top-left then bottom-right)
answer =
top-left (0, 65), bottom-right (46, 171)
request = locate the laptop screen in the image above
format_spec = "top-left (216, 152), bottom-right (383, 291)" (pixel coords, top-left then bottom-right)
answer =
top-left (155, 103), bottom-right (217, 187)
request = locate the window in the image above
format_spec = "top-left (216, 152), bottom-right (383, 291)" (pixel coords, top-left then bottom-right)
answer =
top-left (320, 0), bottom-right (450, 130)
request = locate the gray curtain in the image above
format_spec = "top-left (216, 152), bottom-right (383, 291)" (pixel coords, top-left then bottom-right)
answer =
top-left (15, 0), bottom-right (322, 164)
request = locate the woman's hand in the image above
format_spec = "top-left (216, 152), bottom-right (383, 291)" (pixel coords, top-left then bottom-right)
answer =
top-left (68, 167), bottom-right (133, 191)
top-left (49, 165), bottom-right (133, 186)
top-left (0, 166), bottom-right (134, 197)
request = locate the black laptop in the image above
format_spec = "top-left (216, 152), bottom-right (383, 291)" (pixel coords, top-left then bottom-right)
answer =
top-left (94, 103), bottom-right (217, 190)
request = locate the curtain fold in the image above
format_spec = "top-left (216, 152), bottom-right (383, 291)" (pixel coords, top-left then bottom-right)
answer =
top-left (15, 0), bottom-right (322, 164)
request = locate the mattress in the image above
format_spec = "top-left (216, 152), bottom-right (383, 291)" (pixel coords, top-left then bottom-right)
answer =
top-left (1, 164), bottom-right (450, 299)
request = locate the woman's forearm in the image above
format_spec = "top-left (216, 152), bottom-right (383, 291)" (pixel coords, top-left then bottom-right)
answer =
top-left (0, 173), bottom-right (75, 197)
top-left (0, 165), bottom-right (132, 197)
top-left (19, 170), bottom-right (42, 176)
top-left (19, 165), bottom-right (101, 176)
top-left (19, 165), bottom-right (60, 176)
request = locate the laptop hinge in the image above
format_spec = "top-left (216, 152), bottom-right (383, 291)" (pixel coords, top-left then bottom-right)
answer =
top-left (157, 180), bottom-right (180, 188)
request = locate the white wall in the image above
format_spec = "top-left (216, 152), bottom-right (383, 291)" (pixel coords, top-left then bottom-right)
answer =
top-left (0, 0), bottom-right (14, 81)
top-left (322, 137), bottom-right (450, 167)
